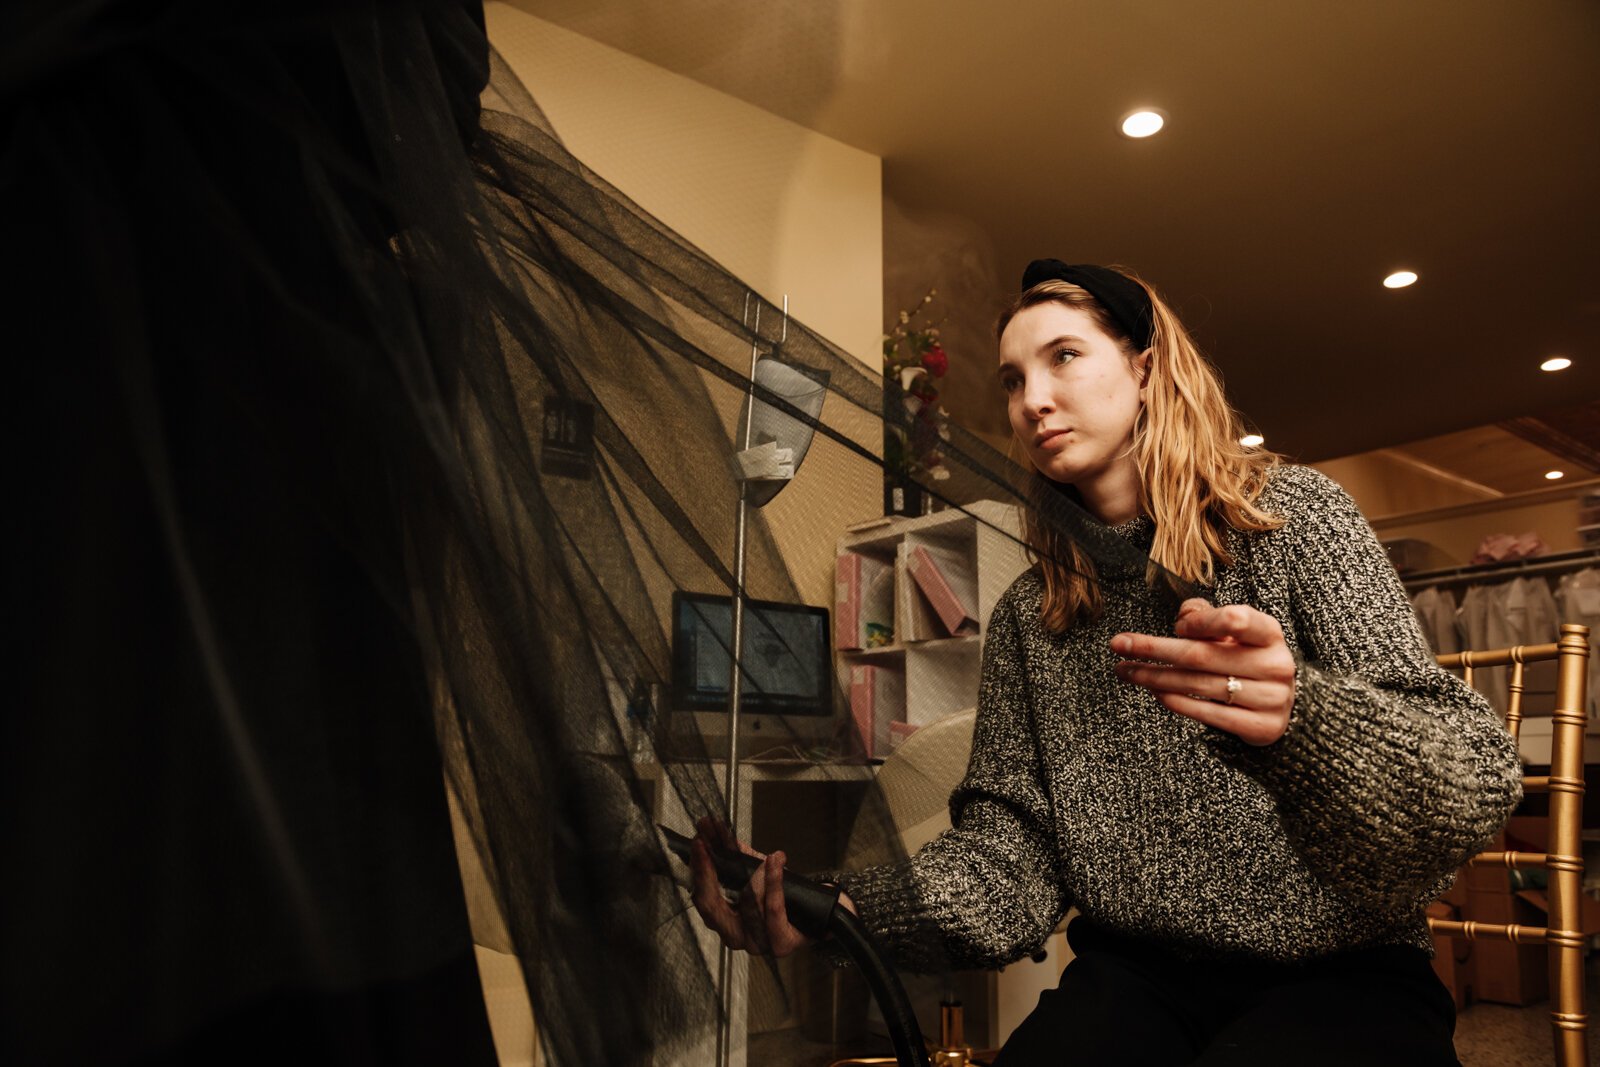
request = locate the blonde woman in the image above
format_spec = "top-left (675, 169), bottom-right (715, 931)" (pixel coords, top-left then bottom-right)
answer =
top-left (693, 261), bottom-right (1519, 1066)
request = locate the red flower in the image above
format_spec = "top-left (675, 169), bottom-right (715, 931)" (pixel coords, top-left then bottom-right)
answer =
top-left (921, 345), bottom-right (948, 378)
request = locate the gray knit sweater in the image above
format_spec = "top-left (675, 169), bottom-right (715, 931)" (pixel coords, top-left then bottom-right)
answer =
top-left (838, 465), bottom-right (1521, 970)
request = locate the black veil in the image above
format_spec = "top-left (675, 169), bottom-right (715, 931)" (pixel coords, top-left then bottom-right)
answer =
top-left (6, 4), bottom-right (1185, 1064)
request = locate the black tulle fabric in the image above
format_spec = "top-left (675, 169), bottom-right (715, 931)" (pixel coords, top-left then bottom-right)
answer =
top-left (5, 4), bottom-right (1184, 1064)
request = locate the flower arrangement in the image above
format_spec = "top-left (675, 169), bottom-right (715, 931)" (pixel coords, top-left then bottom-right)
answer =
top-left (882, 289), bottom-right (952, 484)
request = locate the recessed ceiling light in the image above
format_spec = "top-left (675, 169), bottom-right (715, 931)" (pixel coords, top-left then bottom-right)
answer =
top-left (1546, 470), bottom-right (1565, 481)
top-left (1383, 271), bottom-right (1418, 289)
top-left (1240, 434), bottom-right (1265, 448)
top-left (1541, 356), bottom-right (1572, 372)
top-left (1120, 109), bottom-right (1166, 138)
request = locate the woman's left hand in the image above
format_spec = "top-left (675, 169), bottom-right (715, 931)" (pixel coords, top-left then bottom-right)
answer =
top-left (1112, 598), bottom-right (1297, 746)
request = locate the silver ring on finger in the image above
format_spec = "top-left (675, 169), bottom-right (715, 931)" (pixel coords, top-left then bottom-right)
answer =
top-left (1224, 675), bottom-right (1242, 706)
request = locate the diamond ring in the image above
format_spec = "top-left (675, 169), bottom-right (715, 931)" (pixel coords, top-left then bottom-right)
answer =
top-left (1224, 676), bottom-right (1242, 705)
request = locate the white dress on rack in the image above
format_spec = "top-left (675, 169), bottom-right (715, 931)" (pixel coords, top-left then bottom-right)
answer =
top-left (1457, 577), bottom-right (1561, 716)
top-left (1410, 586), bottom-right (1460, 655)
top-left (1555, 567), bottom-right (1600, 718)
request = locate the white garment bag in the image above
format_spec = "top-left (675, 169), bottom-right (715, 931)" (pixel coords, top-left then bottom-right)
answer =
top-left (1410, 586), bottom-right (1460, 655)
top-left (1457, 577), bottom-right (1561, 716)
top-left (1555, 567), bottom-right (1600, 719)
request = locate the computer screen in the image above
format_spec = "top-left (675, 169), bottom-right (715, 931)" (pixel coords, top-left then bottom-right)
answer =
top-left (670, 592), bottom-right (831, 716)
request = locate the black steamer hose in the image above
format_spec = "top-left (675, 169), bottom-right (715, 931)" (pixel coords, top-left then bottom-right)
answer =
top-left (661, 827), bottom-right (930, 1067)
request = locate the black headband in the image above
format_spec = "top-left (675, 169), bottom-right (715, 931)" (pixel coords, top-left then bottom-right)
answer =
top-left (1020, 259), bottom-right (1153, 352)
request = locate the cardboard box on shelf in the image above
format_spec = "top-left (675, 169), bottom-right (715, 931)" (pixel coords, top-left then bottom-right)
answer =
top-left (1425, 900), bottom-right (1475, 1009)
top-left (1463, 884), bottom-right (1549, 1005)
top-left (1440, 815), bottom-right (1600, 1007)
top-left (1511, 886), bottom-right (1600, 935)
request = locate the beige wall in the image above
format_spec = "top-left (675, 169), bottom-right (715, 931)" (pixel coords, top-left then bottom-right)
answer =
top-left (1371, 497), bottom-right (1585, 564)
top-left (1313, 453), bottom-right (1497, 520)
top-left (1315, 456), bottom-right (1593, 565)
top-left (486, 3), bottom-right (885, 614)
top-left (882, 196), bottom-right (1013, 466)
top-left (471, 11), bottom-right (886, 1060)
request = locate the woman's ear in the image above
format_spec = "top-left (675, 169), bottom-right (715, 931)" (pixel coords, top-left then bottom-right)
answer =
top-left (1134, 350), bottom-right (1152, 393)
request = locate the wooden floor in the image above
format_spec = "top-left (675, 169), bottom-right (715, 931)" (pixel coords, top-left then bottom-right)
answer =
top-left (1454, 955), bottom-right (1599, 1066)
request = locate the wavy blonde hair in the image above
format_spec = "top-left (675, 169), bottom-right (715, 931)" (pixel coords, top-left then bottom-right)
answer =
top-left (996, 273), bottom-right (1283, 631)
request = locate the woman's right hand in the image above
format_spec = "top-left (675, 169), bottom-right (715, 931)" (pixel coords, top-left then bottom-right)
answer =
top-left (689, 816), bottom-right (845, 958)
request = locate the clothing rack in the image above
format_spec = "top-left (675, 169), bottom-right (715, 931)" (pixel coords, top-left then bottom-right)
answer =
top-left (1401, 548), bottom-right (1600, 591)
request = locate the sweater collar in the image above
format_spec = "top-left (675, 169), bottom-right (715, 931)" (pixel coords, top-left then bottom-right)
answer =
top-left (1105, 512), bottom-right (1155, 549)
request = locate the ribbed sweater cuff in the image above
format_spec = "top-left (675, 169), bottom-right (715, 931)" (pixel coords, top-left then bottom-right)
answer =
top-left (828, 862), bottom-right (951, 973)
top-left (1230, 661), bottom-right (1518, 906)
top-left (1242, 662), bottom-right (1390, 791)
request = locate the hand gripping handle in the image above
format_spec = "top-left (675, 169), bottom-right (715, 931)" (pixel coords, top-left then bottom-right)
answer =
top-left (659, 825), bottom-right (841, 939)
top-left (660, 825), bottom-right (930, 1067)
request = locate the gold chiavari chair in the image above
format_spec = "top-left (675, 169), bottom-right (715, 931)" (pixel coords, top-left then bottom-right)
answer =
top-left (1430, 622), bottom-right (1591, 1067)
top-left (828, 1000), bottom-right (997, 1066)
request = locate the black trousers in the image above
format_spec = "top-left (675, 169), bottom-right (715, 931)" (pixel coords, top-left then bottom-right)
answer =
top-left (994, 918), bottom-right (1460, 1067)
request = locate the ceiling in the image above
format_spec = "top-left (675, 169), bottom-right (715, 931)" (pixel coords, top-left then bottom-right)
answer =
top-left (508, 0), bottom-right (1599, 466)
top-left (1390, 424), bottom-right (1583, 498)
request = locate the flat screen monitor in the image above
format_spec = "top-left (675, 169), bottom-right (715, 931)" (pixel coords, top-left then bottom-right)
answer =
top-left (670, 592), bottom-right (831, 718)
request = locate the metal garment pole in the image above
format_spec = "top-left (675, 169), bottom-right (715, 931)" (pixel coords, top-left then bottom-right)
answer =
top-left (1400, 547), bottom-right (1600, 591)
top-left (714, 295), bottom-right (793, 1067)
top-left (716, 296), bottom-right (762, 1067)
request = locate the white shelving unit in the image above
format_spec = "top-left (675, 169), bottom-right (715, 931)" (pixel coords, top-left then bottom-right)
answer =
top-left (836, 499), bottom-right (1031, 740)
top-left (640, 502), bottom-right (1039, 1065)
top-left (834, 499), bottom-right (1063, 1050)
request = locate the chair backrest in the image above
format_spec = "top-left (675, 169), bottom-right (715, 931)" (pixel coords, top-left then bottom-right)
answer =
top-left (1429, 622), bottom-right (1590, 1067)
